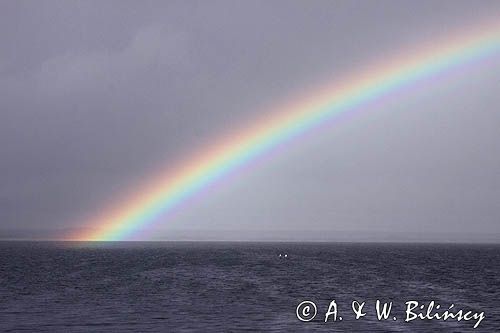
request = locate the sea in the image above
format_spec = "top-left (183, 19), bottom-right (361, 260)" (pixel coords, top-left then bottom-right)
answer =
top-left (0, 242), bottom-right (499, 332)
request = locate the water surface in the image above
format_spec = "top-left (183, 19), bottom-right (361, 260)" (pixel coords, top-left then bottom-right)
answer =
top-left (0, 242), bottom-right (499, 331)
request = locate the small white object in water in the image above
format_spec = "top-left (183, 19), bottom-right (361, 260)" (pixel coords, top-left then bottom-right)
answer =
top-left (284, 254), bottom-right (288, 258)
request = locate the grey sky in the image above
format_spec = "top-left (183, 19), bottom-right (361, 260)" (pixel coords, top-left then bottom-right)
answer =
top-left (1, 1), bottom-right (499, 241)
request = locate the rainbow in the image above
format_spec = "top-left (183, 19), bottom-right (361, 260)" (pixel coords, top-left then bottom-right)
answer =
top-left (74, 21), bottom-right (500, 241)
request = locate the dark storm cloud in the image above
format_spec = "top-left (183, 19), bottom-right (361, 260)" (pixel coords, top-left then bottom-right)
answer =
top-left (1, 0), bottom-right (499, 240)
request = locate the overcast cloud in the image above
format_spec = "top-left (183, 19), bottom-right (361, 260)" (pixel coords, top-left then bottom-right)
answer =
top-left (1, 0), bottom-right (499, 241)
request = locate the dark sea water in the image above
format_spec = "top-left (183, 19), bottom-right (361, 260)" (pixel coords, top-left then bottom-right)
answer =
top-left (0, 242), bottom-right (499, 332)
